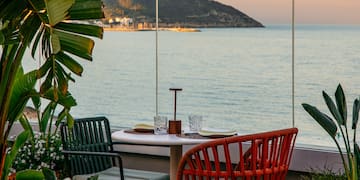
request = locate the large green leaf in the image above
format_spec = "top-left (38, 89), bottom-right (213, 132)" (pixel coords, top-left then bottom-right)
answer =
top-left (323, 91), bottom-right (344, 126)
top-left (353, 98), bottom-right (360, 129)
top-left (8, 69), bottom-right (38, 122)
top-left (54, 29), bottom-right (94, 60)
top-left (40, 102), bottom-right (54, 133)
top-left (3, 131), bottom-right (30, 177)
top-left (37, 59), bottom-right (52, 78)
top-left (302, 103), bottom-right (338, 138)
top-left (55, 108), bottom-right (68, 126)
top-left (31, 95), bottom-right (41, 110)
top-left (67, 112), bottom-right (74, 129)
top-left (45, 0), bottom-right (75, 26)
top-left (68, 0), bottom-right (104, 20)
top-left (19, 116), bottom-right (35, 138)
top-left (55, 51), bottom-right (83, 76)
top-left (55, 22), bottom-right (103, 39)
top-left (15, 170), bottom-right (45, 180)
top-left (335, 84), bottom-right (347, 125)
top-left (43, 88), bottom-right (77, 108)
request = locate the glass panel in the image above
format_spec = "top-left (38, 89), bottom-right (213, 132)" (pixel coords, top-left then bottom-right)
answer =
top-left (296, 25), bottom-right (360, 148)
top-left (19, 1), bottom-right (360, 151)
top-left (158, 26), bottom-right (293, 135)
top-left (69, 32), bottom-right (156, 129)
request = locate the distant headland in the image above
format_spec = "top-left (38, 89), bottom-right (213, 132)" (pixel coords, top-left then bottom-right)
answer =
top-left (101, 0), bottom-right (264, 30)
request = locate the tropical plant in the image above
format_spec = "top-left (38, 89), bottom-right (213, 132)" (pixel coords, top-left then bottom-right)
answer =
top-left (300, 166), bottom-right (347, 180)
top-left (7, 94), bottom-right (77, 178)
top-left (302, 84), bottom-right (360, 180)
top-left (0, 0), bottom-right (104, 179)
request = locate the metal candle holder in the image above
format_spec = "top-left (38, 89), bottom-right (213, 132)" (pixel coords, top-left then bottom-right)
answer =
top-left (168, 88), bottom-right (182, 134)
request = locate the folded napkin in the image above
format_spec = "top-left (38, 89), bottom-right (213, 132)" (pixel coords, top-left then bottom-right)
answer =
top-left (133, 123), bottom-right (154, 130)
top-left (199, 128), bottom-right (237, 137)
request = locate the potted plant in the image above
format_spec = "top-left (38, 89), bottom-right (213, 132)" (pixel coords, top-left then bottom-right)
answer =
top-left (0, 0), bottom-right (104, 179)
top-left (302, 84), bottom-right (360, 180)
top-left (7, 94), bottom-right (77, 179)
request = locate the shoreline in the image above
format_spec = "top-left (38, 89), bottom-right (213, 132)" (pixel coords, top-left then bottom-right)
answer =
top-left (104, 27), bottom-right (201, 32)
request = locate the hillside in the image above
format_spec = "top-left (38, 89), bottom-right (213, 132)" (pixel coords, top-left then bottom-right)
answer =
top-left (103, 0), bottom-right (264, 28)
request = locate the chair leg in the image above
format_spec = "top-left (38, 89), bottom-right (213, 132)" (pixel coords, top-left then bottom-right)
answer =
top-left (115, 156), bottom-right (124, 180)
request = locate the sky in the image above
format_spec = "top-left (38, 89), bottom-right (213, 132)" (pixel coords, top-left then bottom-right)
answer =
top-left (217, 0), bottom-right (360, 25)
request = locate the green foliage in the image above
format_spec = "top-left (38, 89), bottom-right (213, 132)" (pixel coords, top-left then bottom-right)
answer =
top-left (3, 131), bottom-right (31, 178)
top-left (8, 132), bottom-right (64, 174)
top-left (301, 167), bottom-right (347, 180)
top-left (302, 84), bottom-right (360, 180)
top-left (15, 170), bottom-right (45, 180)
top-left (0, 0), bottom-right (104, 179)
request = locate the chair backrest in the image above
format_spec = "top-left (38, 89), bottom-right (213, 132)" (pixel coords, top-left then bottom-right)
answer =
top-left (60, 116), bottom-right (114, 176)
top-left (177, 128), bottom-right (298, 180)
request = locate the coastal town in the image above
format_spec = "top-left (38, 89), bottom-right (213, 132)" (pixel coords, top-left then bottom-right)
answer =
top-left (98, 16), bottom-right (201, 32)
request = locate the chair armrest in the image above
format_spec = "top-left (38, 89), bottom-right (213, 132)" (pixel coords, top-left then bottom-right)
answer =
top-left (62, 150), bottom-right (122, 157)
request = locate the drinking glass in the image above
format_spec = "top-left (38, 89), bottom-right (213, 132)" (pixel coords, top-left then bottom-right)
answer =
top-left (188, 115), bottom-right (203, 133)
top-left (154, 116), bottom-right (168, 135)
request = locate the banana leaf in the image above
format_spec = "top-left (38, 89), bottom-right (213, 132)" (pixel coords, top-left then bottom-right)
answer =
top-left (323, 91), bottom-right (344, 126)
top-left (302, 103), bottom-right (338, 138)
top-left (8, 69), bottom-right (37, 123)
top-left (39, 102), bottom-right (54, 133)
top-left (353, 98), bottom-right (360, 129)
top-left (42, 88), bottom-right (77, 108)
top-left (55, 51), bottom-right (83, 76)
top-left (335, 84), bottom-right (347, 125)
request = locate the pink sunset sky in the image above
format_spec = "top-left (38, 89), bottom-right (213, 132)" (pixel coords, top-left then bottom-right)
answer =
top-left (218, 0), bottom-right (360, 25)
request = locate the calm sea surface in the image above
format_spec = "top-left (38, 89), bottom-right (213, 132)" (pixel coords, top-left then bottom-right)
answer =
top-left (23, 24), bottom-right (360, 148)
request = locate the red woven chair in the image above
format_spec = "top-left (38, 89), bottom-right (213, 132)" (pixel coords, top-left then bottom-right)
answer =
top-left (177, 128), bottom-right (298, 180)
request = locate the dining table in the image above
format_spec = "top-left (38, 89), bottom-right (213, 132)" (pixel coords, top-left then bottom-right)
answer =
top-left (111, 129), bottom-right (211, 180)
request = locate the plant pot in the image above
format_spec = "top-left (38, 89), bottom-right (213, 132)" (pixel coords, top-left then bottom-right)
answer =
top-left (168, 120), bottom-right (181, 134)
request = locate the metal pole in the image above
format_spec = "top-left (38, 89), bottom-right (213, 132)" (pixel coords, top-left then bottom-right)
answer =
top-left (170, 88), bottom-right (182, 120)
top-left (156, 0), bottom-right (159, 116)
top-left (292, 0), bottom-right (295, 127)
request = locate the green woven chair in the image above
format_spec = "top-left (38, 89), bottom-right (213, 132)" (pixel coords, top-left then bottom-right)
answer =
top-left (60, 116), bottom-right (169, 180)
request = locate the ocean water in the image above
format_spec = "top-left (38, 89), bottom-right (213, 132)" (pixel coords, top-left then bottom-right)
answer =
top-left (23, 24), bottom-right (360, 148)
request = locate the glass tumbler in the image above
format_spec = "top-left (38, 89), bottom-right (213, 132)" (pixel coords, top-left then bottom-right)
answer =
top-left (154, 116), bottom-right (168, 135)
top-left (188, 115), bottom-right (203, 133)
